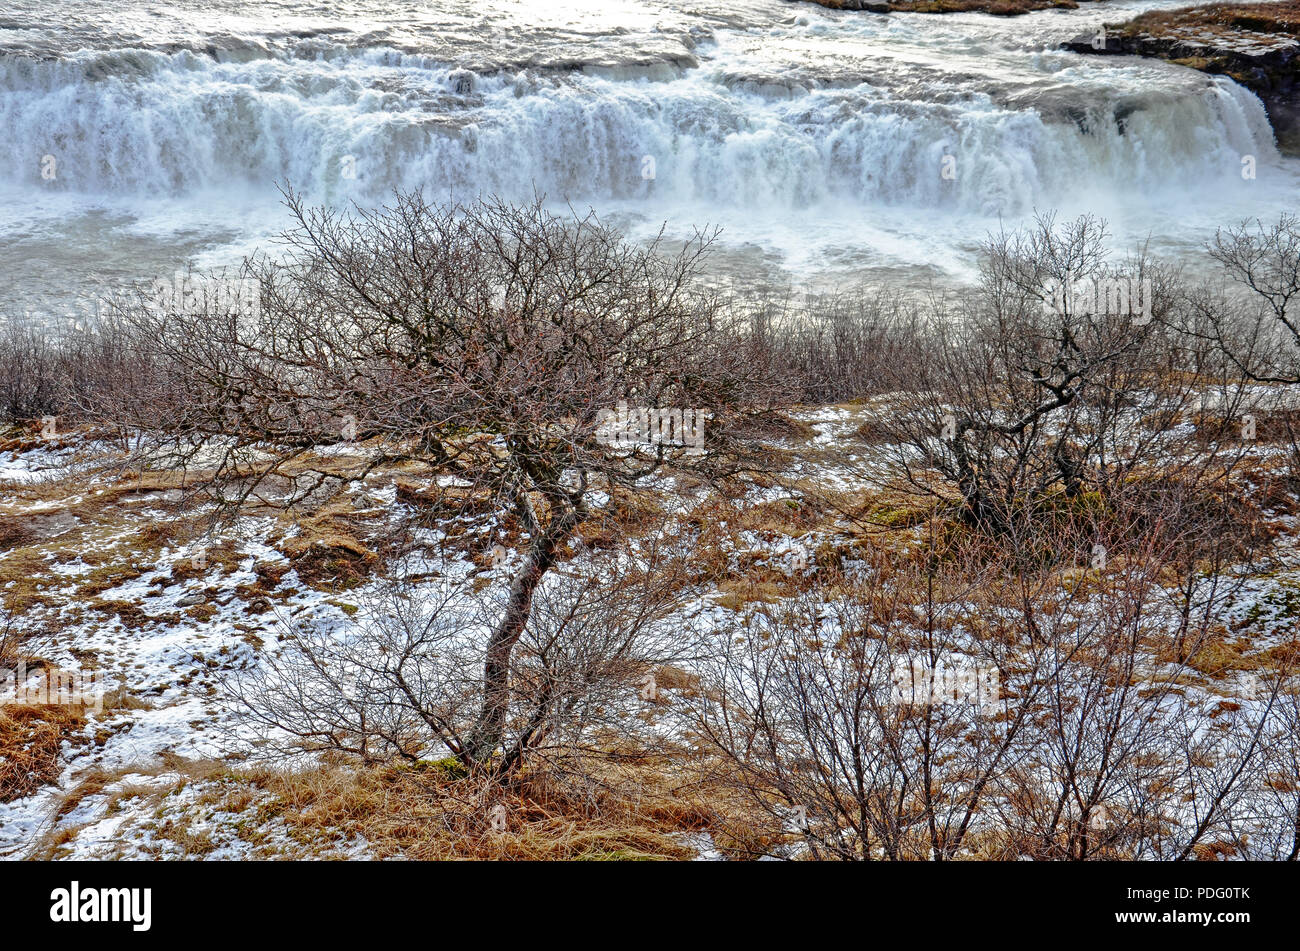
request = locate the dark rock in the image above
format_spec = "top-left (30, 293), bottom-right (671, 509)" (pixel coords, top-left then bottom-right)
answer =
top-left (790, 0), bottom-right (889, 11)
top-left (449, 69), bottom-right (476, 96)
top-left (1064, 30), bottom-right (1300, 153)
top-left (1063, 31), bottom-right (1121, 56)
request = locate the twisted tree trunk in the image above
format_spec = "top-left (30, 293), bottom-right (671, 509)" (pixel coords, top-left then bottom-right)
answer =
top-left (461, 504), bottom-right (585, 766)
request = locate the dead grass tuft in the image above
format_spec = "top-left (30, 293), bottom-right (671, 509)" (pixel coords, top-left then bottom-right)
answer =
top-left (0, 703), bottom-right (87, 803)
top-left (278, 532), bottom-right (377, 590)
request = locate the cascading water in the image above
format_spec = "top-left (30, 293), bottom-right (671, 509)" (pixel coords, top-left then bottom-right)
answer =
top-left (1, 0), bottom-right (1296, 310)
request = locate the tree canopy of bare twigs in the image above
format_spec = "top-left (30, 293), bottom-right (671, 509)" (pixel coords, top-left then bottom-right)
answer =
top-left (109, 189), bottom-right (789, 767)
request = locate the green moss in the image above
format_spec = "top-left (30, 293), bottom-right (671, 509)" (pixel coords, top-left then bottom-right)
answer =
top-left (855, 497), bottom-right (935, 529)
top-left (1242, 579), bottom-right (1300, 631)
top-left (400, 755), bottom-right (470, 780)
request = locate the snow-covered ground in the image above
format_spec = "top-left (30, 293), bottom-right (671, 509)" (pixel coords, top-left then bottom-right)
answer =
top-left (1, 407), bottom-right (1297, 860)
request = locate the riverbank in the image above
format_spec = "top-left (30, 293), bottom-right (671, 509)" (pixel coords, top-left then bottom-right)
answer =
top-left (1064, 3), bottom-right (1300, 151)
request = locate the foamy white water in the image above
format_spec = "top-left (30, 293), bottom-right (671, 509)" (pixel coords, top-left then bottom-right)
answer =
top-left (1, 0), bottom-right (1296, 313)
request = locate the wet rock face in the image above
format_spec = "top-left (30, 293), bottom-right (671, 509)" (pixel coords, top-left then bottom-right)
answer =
top-left (789, 0), bottom-right (887, 10)
top-left (1064, 29), bottom-right (1300, 153)
top-left (791, 0), bottom-right (1087, 14)
top-left (448, 69), bottom-right (476, 96)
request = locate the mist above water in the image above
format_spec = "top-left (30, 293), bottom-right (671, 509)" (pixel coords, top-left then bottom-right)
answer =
top-left (1, 0), bottom-right (1295, 314)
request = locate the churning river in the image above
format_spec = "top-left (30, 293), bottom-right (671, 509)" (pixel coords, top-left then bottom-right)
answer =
top-left (1, 0), bottom-right (1297, 315)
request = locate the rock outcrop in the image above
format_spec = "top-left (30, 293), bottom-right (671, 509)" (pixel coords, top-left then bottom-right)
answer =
top-left (793, 0), bottom-right (1085, 15)
top-left (1063, 3), bottom-right (1300, 152)
top-left (817, 0), bottom-right (891, 11)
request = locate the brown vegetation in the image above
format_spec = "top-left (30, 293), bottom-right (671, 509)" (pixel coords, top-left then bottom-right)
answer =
top-left (5, 201), bottom-right (1300, 859)
top-left (1119, 1), bottom-right (1300, 39)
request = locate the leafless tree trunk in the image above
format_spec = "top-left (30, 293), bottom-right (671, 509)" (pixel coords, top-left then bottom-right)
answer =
top-left (112, 189), bottom-right (787, 768)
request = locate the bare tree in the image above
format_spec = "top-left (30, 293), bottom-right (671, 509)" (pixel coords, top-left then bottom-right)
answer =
top-left (1196, 215), bottom-right (1300, 487)
top-left (869, 214), bottom-right (1180, 533)
top-left (1206, 214), bottom-right (1300, 387)
top-left (686, 529), bottom-right (1055, 861)
top-left (1250, 665), bottom-right (1300, 860)
top-left (226, 528), bottom-right (690, 775)
top-left (109, 190), bottom-right (785, 768)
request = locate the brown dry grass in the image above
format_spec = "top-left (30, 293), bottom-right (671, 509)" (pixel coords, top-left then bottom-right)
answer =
top-left (34, 752), bottom-right (724, 860)
top-left (278, 532), bottom-right (376, 590)
top-left (1121, 2), bottom-right (1300, 38)
top-left (5, 413), bottom-right (1300, 859)
top-left (0, 703), bottom-right (87, 802)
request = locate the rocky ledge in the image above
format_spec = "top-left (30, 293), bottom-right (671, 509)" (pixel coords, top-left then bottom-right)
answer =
top-left (797, 0), bottom-right (1084, 13)
top-left (1063, 2), bottom-right (1300, 152)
